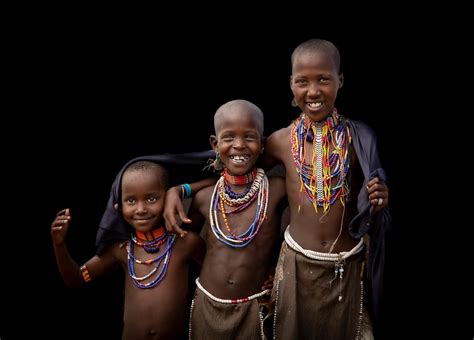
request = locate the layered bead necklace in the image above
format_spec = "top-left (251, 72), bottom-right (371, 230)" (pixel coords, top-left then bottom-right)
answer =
top-left (126, 227), bottom-right (177, 289)
top-left (209, 167), bottom-right (268, 248)
top-left (290, 109), bottom-right (351, 214)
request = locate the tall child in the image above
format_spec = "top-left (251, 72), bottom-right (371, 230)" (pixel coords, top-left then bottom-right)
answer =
top-left (263, 38), bottom-right (390, 339)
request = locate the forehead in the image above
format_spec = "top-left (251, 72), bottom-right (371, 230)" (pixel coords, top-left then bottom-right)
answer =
top-left (121, 169), bottom-right (164, 191)
top-left (292, 51), bottom-right (338, 75)
top-left (216, 109), bottom-right (262, 133)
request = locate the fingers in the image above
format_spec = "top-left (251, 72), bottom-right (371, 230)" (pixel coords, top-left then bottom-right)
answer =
top-left (164, 209), bottom-right (189, 238)
top-left (177, 205), bottom-right (192, 224)
top-left (175, 225), bottom-right (188, 238)
top-left (164, 218), bottom-right (188, 237)
top-left (52, 209), bottom-right (71, 228)
top-left (164, 186), bottom-right (191, 237)
top-left (367, 178), bottom-right (389, 211)
top-left (56, 208), bottom-right (68, 217)
top-left (261, 275), bottom-right (274, 290)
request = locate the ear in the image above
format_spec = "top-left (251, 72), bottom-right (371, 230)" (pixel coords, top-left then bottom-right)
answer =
top-left (289, 75), bottom-right (294, 91)
top-left (209, 135), bottom-right (218, 151)
top-left (338, 74), bottom-right (344, 89)
top-left (114, 203), bottom-right (119, 211)
top-left (261, 136), bottom-right (267, 154)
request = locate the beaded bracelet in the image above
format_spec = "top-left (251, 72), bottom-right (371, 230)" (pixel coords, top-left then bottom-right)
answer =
top-left (181, 183), bottom-right (192, 199)
top-left (80, 264), bottom-right (92, 283)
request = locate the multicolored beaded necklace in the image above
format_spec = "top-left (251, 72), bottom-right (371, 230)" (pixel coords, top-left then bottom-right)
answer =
top-left (127, 227), bottom-right (177, 289)
top-left (290, 109), bottom-right (351, 214)
top-left (224, 167), bottom-right (257, 185)
top-left (209, 168), bottom-right (268, 248)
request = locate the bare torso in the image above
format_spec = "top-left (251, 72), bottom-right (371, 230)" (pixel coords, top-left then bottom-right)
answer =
top-left (267, 123), bottom-right (363, 253)
top-left (107, 234), bottom-right (197, 339)
top-left (194, 176), bottom-right (286, 299)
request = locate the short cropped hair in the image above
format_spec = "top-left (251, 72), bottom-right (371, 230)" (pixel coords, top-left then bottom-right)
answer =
top-left (214, 99), bottom-right (264, 135)
top-left (123, 161), bottom-right (170, 190)
top-left (291, 39), bottom-right (341, 73)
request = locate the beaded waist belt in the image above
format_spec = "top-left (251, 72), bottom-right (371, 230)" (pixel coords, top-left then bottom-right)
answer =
top-left (195, 278), bottom-right (270, 304)
top-left (284, 226), bottom-right (364, 261)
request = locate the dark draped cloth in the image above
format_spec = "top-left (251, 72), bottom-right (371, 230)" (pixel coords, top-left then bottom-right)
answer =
top-left (346, 119), bottom-right (392, 336)
top-left (95, 150), bottom-right (214, 255)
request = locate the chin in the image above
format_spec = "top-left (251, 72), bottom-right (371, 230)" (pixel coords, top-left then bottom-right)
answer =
top-left (226, 166), bottom-right (253, 176)
top-left (305, 111), bottom-right (326, 122)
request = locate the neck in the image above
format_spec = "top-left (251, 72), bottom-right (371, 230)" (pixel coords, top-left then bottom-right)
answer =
top-left (135, 226), bottom-right (165, 241)
top-left (223, 167), bottom-right (258, 186)
top-left (303, 109), bottom-right (340, 142)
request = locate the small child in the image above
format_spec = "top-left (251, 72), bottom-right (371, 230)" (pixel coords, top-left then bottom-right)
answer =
top-left (167, 99), bottom-right (286, 339)
top-left (51, 161), bottom-right (205, 339)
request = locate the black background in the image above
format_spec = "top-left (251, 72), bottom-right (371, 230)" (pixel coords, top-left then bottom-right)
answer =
top-left (2, 12), bottom-right (470, 339)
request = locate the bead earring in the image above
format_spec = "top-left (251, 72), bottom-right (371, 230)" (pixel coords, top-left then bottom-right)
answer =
top-left (204, 150), bottom-right (224, 172)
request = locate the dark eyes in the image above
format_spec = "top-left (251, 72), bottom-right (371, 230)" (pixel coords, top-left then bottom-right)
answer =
top-left (294, 79), bottom-right (308, 85)
top-left (221, 135), bottom-right (257, 141)
top-left (147, 197), bottom-right (158, 203)
top-left (124, 196), bottom-right (159, 205)
top-left (294, 78), bottom-right (330, 85)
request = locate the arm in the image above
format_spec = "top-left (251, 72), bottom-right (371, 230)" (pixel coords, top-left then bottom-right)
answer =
top-left (164, 177), bottom-right (217, 236)
top-left (51, 208), bottom-right (85, 287)
top-left (51, 208), bottom-right (118, 287)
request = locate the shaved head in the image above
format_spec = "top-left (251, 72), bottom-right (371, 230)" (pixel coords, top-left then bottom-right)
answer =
top-left (214, 99), bottom-right (264, 135)
top-left (291, 39), bottom-right (341, 73)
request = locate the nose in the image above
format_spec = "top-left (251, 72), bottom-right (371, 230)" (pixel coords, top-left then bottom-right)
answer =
top-left (136, 201), bottom-right (148, 214)
top-left (233, 137), bottom-right (246, 149)
top-left (307, 82), bottom-right (320, 97)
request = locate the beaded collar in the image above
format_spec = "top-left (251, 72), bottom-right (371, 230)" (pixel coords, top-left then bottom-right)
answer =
top-left (132, 227), bottom-right (167, 253)
top-left (290, 109), bottom-right (351, 214)
top-left (135, 227), bottom-right (165, 242)
top-left (223, 167), bottom-right (257, 185)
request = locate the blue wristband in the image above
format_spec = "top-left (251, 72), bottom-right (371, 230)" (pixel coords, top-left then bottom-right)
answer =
top-left (182, 183), bottom-right (192, 199)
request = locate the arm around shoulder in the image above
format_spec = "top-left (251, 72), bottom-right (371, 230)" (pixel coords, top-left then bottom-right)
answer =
top-left (260, 128), bottom-right (287, 170)
top-left (164, 178), bottom-right (217, 236)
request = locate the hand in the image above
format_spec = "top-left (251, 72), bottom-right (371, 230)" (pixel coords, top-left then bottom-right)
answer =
top-left (367, 177), bottom-right (389, 214)
top-left (163, 186), bottom-right (191, 237)
top-left (261, 274), bottom-right (274, 292)
top-left (51, 208), bottom-right (71, 246)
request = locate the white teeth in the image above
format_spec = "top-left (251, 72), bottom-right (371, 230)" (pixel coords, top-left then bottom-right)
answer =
top-left (307, 102), bottom-right (322, 108)
top-left (229, 155), bottom-right (249, 162)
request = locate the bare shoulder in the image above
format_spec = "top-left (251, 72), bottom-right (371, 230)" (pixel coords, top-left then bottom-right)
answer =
top-left (176, 231), bottom-right (205, 264)
top-left (175, 231), bottom-right (204, 255)
top-left (267, 126), bottom-right (291, 153)
top-left (268, 126), bottom-right (291, 144)
top-left (180, 231), bottom-right (203, 248)
top-left (268, 175), bottom-right (286, 199)
top-left (102, 241), bottom-right (128, 263)
top-left (263, 125), bottom-right (292, 167)
top-left (193, 185), bottom-right (214, 211)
